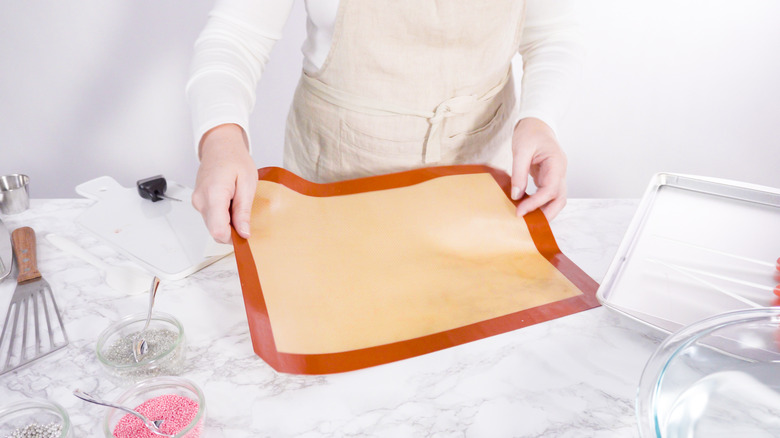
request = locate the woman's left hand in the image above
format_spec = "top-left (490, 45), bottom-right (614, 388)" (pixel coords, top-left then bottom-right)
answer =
top-left (510, 117), bottom-right (568, 220)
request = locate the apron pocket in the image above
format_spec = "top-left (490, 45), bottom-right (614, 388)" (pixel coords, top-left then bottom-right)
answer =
top-left (329, 119), bottom-right (427, 180)
top-left (445, 102), bottom-right (511, 164)
top-left (448, 103), bottom-right (504, 139)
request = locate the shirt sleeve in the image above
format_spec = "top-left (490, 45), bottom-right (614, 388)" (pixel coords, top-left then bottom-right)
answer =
top-left (185, 0), bottom-right (295, 156)
top-left (517, 0), bottom-right (584, 135)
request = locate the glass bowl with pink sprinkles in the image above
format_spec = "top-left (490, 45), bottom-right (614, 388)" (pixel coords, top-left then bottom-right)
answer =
top-left (0, 398), bottom-right (71, 437)
top-left (102, 376), bottom-right (205, 438)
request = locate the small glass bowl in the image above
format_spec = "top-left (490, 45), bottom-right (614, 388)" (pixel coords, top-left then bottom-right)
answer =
top-left (96, 312), bottom-right (186, 385)
top-left (637, 307), bottom-right (780, 437)
top-left (0, 398), bottom-right (71, 437)
top-left (103, 376), bottom-right (206, 438)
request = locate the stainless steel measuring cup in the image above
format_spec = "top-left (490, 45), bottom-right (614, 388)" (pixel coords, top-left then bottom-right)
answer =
top-left (0, 174), bottom-right (30, 215)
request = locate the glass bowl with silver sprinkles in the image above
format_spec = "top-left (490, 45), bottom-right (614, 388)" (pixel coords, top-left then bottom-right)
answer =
top-left (96, 312), bottom-right (186, 385)
top-left (0, 399), bottom-right (70, 438)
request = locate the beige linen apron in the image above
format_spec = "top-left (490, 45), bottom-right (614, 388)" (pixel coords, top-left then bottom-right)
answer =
top-left (284, 0), bottom-right (526, 182)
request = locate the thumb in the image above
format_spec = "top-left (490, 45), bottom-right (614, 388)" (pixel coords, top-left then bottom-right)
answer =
top-left (511, 145), bottom-right (533, 201)
top-left (231, 175), bottom-right (256, 239)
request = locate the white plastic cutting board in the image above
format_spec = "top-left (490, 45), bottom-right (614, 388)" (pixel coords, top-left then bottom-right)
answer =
top-left (75, 176), bottom-right (232, 280)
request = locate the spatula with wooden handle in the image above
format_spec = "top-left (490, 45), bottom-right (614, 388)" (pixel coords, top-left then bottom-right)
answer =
top-left (0, 226), bottom-right (68, 375)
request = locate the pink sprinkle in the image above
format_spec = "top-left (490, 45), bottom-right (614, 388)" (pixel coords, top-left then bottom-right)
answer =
top-left (113, 394), bottom-right (201, 438)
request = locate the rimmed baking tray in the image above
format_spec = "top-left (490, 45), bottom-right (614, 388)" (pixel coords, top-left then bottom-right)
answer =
top-left (597, 173), bottom-right (780, 333)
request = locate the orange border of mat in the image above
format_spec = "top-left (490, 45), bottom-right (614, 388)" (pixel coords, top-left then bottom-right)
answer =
top-left (232, 165), bottom-right (600, 374)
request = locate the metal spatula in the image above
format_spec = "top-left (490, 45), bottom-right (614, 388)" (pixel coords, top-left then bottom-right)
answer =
top-left (0, 226), bottom-right (68, 375)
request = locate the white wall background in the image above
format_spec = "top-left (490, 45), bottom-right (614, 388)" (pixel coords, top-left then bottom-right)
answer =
top-left (1, 0), bottom-right (778, 200)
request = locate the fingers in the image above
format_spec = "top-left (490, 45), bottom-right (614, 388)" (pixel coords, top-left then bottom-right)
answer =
top-left (515, 161), bottom-right (568, 219)
top-left (540, 186), bottom-right (567, 220)
top-left (511, 118), bottom-right (568, 220)
top-left (193, 180), bottom-right (235, 244)
top-left (516, 183), bottom-right (567, 220)
top-left (515, 157), bottom-right (567, 219)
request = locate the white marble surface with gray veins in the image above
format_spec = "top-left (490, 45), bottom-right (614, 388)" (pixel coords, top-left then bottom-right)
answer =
top-left (0, 198), bottom-right (666, 437)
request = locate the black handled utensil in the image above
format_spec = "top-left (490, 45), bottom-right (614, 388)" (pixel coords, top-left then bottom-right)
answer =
top-left (137, 175), bottom-right (181, 202)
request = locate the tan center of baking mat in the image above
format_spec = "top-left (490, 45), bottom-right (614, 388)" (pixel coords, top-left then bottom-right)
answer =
top-left (246, 173), bottom-right (581, 355)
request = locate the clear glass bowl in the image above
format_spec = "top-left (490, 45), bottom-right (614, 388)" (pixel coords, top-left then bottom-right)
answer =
top-left (103, 376), bottom-right (206, 438)
top-left (96, 312), bottom-right (186, 385)
top-left (637, 307), bottom-right (780, 437)
top-left (0, 398), bottom-right (71, 437)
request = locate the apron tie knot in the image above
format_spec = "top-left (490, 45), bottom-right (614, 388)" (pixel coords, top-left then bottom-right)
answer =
top-left (424, 96), bottom-right (478, 163)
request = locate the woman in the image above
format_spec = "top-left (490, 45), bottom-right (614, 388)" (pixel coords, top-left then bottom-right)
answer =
top-left (187, 0), bottom-right (581, 243)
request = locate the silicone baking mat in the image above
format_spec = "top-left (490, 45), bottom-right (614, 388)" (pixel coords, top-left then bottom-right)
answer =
top-left (233, 166), bottom-right (599, 374)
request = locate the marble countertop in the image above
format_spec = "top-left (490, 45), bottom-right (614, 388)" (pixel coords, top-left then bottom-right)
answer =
top-left (0, 198), bottom-right (665, 437)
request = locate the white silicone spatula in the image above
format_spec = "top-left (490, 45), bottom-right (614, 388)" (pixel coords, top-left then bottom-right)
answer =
top-left (46, 233), bottom-right (151, 294)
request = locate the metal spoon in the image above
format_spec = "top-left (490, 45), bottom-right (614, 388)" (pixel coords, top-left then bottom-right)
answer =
top-left (133, 276), bottom-right (161, 362)
top-left (73, 390), bottom-right (174, 437)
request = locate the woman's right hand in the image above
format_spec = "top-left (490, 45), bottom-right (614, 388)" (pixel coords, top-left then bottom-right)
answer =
top-left (192, 124), bottom-right (257, 244)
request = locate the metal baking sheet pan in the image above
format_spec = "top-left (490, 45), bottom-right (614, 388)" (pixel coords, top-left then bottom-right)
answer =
top-left (597, 173), bottom-right (780, 333)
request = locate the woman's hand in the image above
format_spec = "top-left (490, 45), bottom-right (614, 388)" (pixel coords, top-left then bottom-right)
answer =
top-left (510, 117), bottom-right (568, 220)
top-left (192, 124), bottom-right (257, 243)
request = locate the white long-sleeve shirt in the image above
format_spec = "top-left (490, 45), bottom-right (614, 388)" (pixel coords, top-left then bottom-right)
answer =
top-left (186, 0), bottom-right (582, 153)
